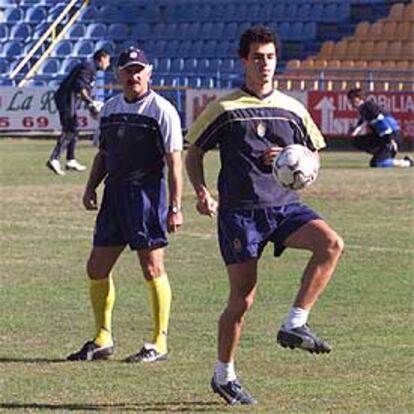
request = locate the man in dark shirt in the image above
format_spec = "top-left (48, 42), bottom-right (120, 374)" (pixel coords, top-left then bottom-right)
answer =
top-left (186, 26), bottom-right (344, 405)
top-left (347, 88), bottom-right (413, 168)
top-left (46, 48), bottom-right (111, 176)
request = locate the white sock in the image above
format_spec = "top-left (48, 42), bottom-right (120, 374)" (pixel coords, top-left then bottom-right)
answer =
top-left (283, 307), bottom-right (309, 330)
top-left (214, 360), bottom-right (237, 385)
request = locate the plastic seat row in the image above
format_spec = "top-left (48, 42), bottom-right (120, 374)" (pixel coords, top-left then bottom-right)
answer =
top-left (152, 57), bottom-right (240, 74)
top-left (1, 3), bottom-right (65, 23)
top-left (80, 1), bottom-right (350, 24)
top-left (353, 20), bottom-right (414, 41)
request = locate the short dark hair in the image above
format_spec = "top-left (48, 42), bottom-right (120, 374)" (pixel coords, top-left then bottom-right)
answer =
top-left (347, 88), bottom-right (364, 100)
top-left (238, 26), bottom-right (280, 59)
top-left (93, 48), bottom-right (111, 61)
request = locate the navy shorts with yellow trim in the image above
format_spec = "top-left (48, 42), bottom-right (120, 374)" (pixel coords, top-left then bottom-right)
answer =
top-left (93, 181), bottom-right (168, 250)
top-left (218, 203), bottom-right (320, 265)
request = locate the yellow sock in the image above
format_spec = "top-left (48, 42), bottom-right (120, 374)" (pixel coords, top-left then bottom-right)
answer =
top-left (89, 276), bottom-right (115, 347)
top-left (147, 274), bottom-right (171, 354)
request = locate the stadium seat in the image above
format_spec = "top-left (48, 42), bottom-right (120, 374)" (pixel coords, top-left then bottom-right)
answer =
top-left (79, 6), bottom-right (98, 23)
top-left (65, 24), bottom-right (86, 40)
top-left (170, 57), bottom-right (184, 72)
top-left (10, 23), bottom-right (31, 41)
top-left (395, 22), bottom-right (413, 40)
top-left (46, 4), bottom-right (66, 23)
top-left (98, 6), bottom-right (119, 22)
top-left (73, 40), bottom-right (94, 57)
top-left (195, 58), bottom-right (209, 73)
top-left (0, 24), bottom-right (9, 42)
top-left (1, 41), bottom-right (23, 59)
top-left (95, 40), bottom-right (116, 55)
top-left (383, 21), bottom-right (397, 40)
top-left (108, 23), bottom-right (128, 41)
top-left (51, 40), bottom-right (72, 57)
top-left (319, 41), bottom-right (335, 59)
top-left (388, 3), bottom-right (404, 21)
top-left (85, 23), bottom-right (107, 40)
top-left (32, 22), bottom-right (49, 40)
top-left (39, 58), bottom-right (60, 75)
top-left (386, 40), bottom-right (402, 60)
top-left (183, 58), bottom-right (197, 73)
top-left (401, 40), bottom-right (414, 60)
top-left (4, 7), bottom-right (24, 23)
top-left (347, 40), bottom-right (362, 59)
top-left (157, 57), bottom-right (171, 73)
top-left (354, 21), bottom-right (370, 39)
top-left (406, 2), bottom-right (414, 22)
top-left (25, 6), bottom-right (47, 23)
top-left (0, 57), bottom-right (9, 74)
top-left (130, 23), bottom-right (151, 40)
top-left (59, 58), bottom-right (81, 75)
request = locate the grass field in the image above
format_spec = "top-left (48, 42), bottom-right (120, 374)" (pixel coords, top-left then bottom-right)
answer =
top-left (1, 139), bottom-right (413, 414)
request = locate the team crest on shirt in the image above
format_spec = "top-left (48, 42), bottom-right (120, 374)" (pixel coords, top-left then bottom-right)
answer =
top-left (233, 238), bottom-right (242, 252)
top-left (256, 122), bottom-right (266, 138)
top-left (117, 126), bottom-right (125, 140)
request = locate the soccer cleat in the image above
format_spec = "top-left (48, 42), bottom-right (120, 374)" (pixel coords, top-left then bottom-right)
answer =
top-left (66, 340), bottom-right (114, 361)
top-left (403, 155), bottom-right (414, 167)
top-left (211, 376), bottom-right (257, 405)
top-left (46, 159), bottom-right (65, 176)
top-left (66, 159), bottom-right (86, 171)
top-left (277, 324), bottom-right (332, 354)
top-left (125, 343), bottom-right (167, 363)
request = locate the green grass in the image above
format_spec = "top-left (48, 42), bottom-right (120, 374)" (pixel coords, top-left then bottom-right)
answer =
top-left (0, 139), bottom-right (413, 413)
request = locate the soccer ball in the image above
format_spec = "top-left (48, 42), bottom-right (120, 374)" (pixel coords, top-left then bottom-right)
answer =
top-left (272, 144), bottom-right (319, 190)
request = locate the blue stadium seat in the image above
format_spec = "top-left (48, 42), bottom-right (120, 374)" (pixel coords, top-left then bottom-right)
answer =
top-left (164, 40), bottom-right (180, 56)
top-left (204, 40), bottom-right (218, 57)
top-left (183, 58), bottom-right (197, 73)
top-left (10, 23), bottom-right (32, 41)
top-left (32, 22), bottom-right (49, 40)
top-left (210, 22), bottom-right (224, 40)
top-left (221, 58), bottom-right (235, 73)
top-left (5, 7), bottom-right (24, 23)
top-left (208, 58), bottom-right (222, 73)
top-left (46, 4), bottom-right (66, 23)
top-left (65, 24), bottom-right (86, 40)
top-left (223, 22), bottom-right (237, 39)
top-left (59, 58), bottom-right (81, 75)
top-left (98, 6), bottom-right (119, 22)
top-left (186, 22), bottom-right (201, 39)
top-left (1, 41), bottom-right (23, 59)
top-left (0, 57), bottom-right (9, 74)
top-left (130, 23), bottom-right (151, 40)
top-left (73, 40), bottom-right (95, 58)
top-left (51, 40), bottom-right (72, 57)
top-left (79, 5), bottom-right (98, 23)
top-left (0, 24), bottom-right (9, 42)
top-left (157, 58), bottom-right (171, 73)
top-left (95, 40), bottom-right (116, 55)
top-left (25, 6), bottom-right (47, 23)
top-left (170, 57), bottom-right (184, 72)
top-left (196, 58), bottom-right (209, 73)
top-left (108, 23), bottom-right (128, 41)
top-left (39, 58), bottom-right (60, 75)
top-left (200, 22), bottom-right (213, 39)
top-left (85, 23), bottom-right (107, 40)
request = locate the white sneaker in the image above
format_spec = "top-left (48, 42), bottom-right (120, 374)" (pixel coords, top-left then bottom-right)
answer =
top-left (46, 159), bottom-right (65, 176)
top-left (66, 159), bottom-right (86, 172)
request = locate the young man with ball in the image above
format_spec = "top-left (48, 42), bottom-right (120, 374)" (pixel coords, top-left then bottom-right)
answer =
top-left (185, 26), bottom-right (344, 405)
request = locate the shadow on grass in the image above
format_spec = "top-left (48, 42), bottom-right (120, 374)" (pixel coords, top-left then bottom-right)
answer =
top-left (0, 401), bottom-right (223, 412)
top-left (0, 357), bottom-right (67, 363)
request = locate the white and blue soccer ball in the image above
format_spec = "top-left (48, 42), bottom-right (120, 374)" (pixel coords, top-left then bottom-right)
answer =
top-left (272, 144), bottom-right (319, 190)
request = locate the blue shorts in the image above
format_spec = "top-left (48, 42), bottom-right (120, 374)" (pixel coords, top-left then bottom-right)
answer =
top-left (218, 203), bottom-right (321, 265)
top-left (93, 180), bottom-right (168, 250)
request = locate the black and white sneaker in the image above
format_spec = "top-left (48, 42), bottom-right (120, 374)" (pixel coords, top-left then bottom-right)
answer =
top-left (403, 155), bottom-right (414, 167)
top-left (277, 324), bottom-right (332, 354)
top-left (211, 376), bottom-right (257, 405)
top-left (66, 340), bottom-right (114, 361)
top-left (125, 343), bottom-right (167, 363)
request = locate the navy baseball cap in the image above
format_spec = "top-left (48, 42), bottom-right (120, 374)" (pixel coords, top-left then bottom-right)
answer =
top-left (117, 47), bottom-right (150, 69)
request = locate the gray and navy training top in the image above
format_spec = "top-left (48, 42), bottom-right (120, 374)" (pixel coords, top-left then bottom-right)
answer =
top-left (98, 90), bottom-right (183, 186)
top-left (186, 87), bottom-right (326, 209)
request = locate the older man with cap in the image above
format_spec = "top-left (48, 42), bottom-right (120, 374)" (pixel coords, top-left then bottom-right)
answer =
top-left (67, 47), bottom-right (184, 363)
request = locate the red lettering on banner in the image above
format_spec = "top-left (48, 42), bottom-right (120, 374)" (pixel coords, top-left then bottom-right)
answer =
top-left (309, 91), bottom-right (414, 138)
